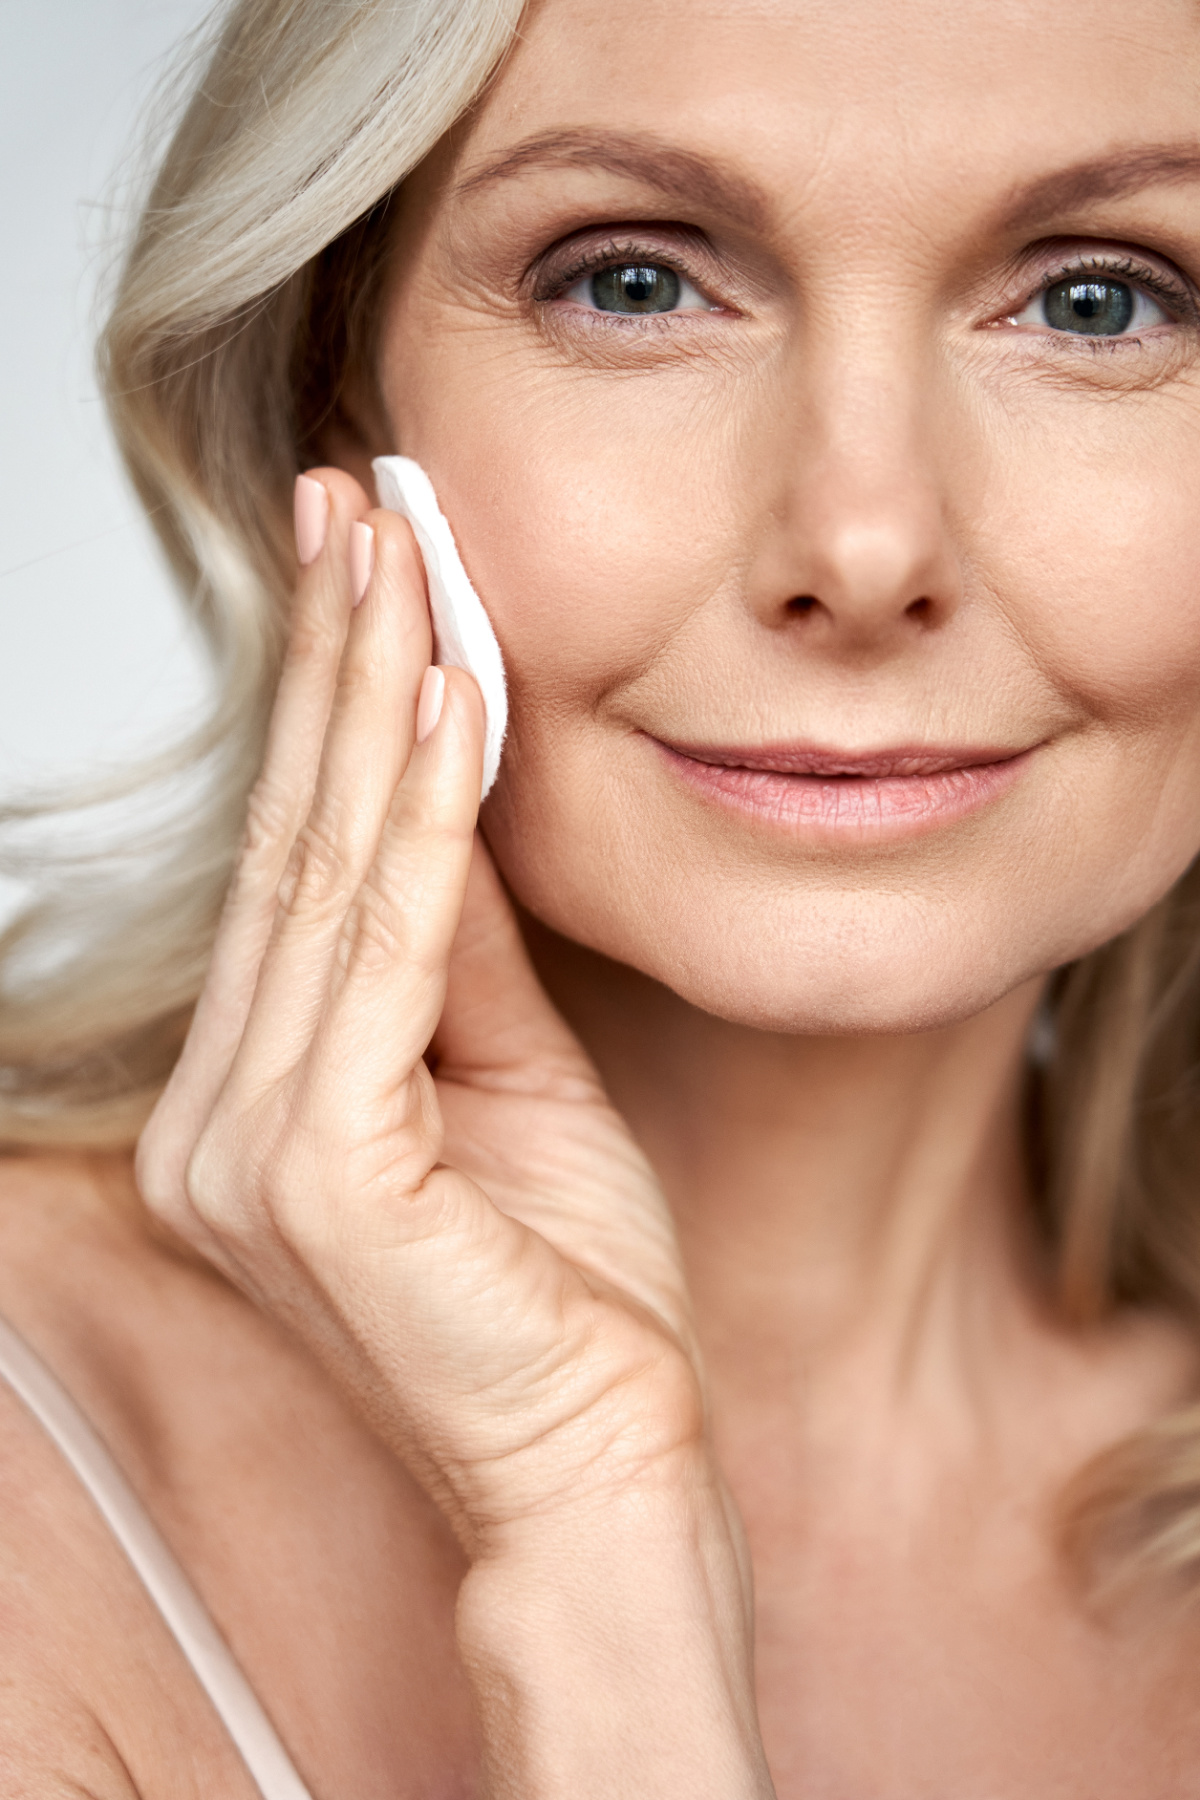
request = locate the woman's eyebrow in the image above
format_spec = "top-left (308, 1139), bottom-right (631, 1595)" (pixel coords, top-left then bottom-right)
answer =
top-left (1001, 143), bottom-right (1200, 229)
top-left (455, 129), bottom-right (1200, 238)
top-left (455, 128), bottom-right (769, 229)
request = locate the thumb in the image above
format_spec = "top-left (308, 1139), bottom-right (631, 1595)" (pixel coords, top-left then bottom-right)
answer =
top-left (432, 836), bottom-right (600, 1097)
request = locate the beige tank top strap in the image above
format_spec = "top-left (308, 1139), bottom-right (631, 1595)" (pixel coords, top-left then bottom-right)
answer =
top-left (0, 1311), bottom-right (315, 1800)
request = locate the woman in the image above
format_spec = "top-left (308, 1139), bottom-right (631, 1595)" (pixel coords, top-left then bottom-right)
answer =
top-left (3, 0), bottom-right (1200, 1789)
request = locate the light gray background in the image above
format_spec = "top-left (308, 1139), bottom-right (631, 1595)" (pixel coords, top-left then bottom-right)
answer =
top-left (0, 0), bottom-right (217, 798)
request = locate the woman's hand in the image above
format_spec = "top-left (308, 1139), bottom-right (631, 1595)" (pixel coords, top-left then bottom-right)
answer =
top-left (136, 471), bottom-right (774, 1797)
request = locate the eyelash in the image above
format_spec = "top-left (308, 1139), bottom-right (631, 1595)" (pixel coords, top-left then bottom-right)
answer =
top-left (1010, 253), bottom-right (1196, 340)
top-left (536, 239), bottom-right (718, 313)
top-left (535, 240), bottom-right (1198, 346)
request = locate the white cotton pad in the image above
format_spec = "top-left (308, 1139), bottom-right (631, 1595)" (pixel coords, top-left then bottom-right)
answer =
top-left (372, 455), bottom-right (508, 798)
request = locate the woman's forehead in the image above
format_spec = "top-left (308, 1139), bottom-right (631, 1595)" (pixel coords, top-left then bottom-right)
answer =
top-left (457, 0), bottom-right (1200, 218)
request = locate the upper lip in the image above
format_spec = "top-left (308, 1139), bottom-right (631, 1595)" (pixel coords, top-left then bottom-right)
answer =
top-left (657, 740), bottom-right (1033, 778)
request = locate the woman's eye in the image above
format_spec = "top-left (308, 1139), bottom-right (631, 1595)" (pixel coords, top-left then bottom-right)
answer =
top-left (563, 262), bottom-right (712, 315)
top-left (1012, 275), bottom-right (1171, 337)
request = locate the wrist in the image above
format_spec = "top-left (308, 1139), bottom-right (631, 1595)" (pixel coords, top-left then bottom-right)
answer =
top-left (457, 1469), bottom-right (773, 1799)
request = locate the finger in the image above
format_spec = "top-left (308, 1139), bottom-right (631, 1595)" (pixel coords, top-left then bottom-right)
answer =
top-left (187, 472), bottom-right (370, 1040)
top-left (232, 509), bottom-right (435, 1087)
top-left (138, 469), bottom-right (368, 1207)
top-left (293, 506), bottom-right (433, 893)
top-left (300, 666), bottom-right (486, 1132)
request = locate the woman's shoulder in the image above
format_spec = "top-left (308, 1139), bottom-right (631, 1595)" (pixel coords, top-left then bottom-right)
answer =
top-left (0, 1392), bottom-right (257, 1798)
top-left (0, 1149), bottom-right (480, 1795)
top-left (0, 1154), bottom-right (260, 1794)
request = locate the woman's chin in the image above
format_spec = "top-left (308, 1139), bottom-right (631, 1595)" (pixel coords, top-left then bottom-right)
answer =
top-left (651, 940), bottom-right (1034, 1039)
top-left (523, 884), bottom-right (1047, 1039)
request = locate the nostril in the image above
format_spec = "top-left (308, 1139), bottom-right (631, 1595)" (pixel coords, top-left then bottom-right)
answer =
top-left (906, 596), bottom-right (932, 621)
top-left (788, 595), bottom-right (818, 615)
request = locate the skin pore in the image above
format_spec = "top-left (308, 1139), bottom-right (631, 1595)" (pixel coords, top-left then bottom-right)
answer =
top-left (6, 0), bottom-right (1200, 1793)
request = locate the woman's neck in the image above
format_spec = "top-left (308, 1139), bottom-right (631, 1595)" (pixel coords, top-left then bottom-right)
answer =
top-left (522, 916), bottom-right (1049, 1424)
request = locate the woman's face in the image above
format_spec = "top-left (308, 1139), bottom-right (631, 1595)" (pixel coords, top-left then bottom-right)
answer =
top-left (374, 0), bottom-right (1200, 1033)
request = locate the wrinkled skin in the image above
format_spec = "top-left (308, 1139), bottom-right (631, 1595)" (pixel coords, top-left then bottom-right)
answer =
top-left (6, 0), bottom-right (1200, 1795)
top-left (376, 0), bottom-right (1200, 1035)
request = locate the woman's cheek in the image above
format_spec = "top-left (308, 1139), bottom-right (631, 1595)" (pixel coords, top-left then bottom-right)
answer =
top-left (982, 407), bottom-right (1200, 732)
top-left (979, 423), bottom-right (1200, 923)
top-left (408, 370), bottom-right (751, 710)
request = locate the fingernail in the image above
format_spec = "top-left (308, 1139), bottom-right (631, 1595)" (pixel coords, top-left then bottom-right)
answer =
top-left (294, 475), bottom-right (329, 566)
top-left (416, 665), bottom-right (446, 743)
top-left (349, 521), bottom-right (375, 606)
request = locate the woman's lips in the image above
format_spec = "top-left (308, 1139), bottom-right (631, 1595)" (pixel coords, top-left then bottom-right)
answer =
top-left (653, 739), bottom-right (1034, 841)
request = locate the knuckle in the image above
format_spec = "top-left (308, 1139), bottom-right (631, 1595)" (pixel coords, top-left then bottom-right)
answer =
top-left (135, 1105), bottom-right (228, 1261)
top-left (284, 606), bottom-right (342, 668)
top-left (238, 780), bottom-right (295, 875)
top-left (278, 817), bottom-right (351, 917)
top-left (380, 822), bottom-right (468, 926)
top-left (176, 1067), bottom-right (444, 1276)
top-left (336, 886), bottom-right (407, 977)
top-left (181, 1115), bottom-right (233, 1220)
top-left (386, 786), bottom-right (468, 860)
top-left (184, 1103), bottom-right (278, 1243)
top-left (134, 1116), bottom-right (183, 1218)
top-left (374, 516), bottom-right (427, 598)
top-left (216, 784), bottom-right (301, 928)
top-left (331, 652), bottom-right (377, 712)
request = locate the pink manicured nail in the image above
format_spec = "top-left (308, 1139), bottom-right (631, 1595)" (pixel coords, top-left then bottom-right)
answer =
top-left (416, 665), bottom-right (446, 743)
top-left (349, 521), bottom-right (375, 606)
top-left (294, 475), bottom-right (329, 565)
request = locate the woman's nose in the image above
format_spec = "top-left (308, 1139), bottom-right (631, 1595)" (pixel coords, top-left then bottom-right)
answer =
top-left (750, 380), bottom-right (966, 650)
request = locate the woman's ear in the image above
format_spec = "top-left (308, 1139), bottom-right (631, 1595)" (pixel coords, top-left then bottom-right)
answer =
top-left (302, 367), bottom-right (392, 503)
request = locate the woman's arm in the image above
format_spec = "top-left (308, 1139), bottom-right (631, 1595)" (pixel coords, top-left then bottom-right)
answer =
top-left (460, 1479), bottom-right (768, 1797)
top-left (135, 470), bottom-right (775, 1797)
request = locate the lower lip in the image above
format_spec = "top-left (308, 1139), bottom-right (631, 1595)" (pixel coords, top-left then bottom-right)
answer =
top-left (655, 745), bottom-right (1031, 843)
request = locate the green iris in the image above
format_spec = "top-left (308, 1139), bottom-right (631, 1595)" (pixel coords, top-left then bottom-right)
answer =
top-left (1043, 279), bottom-right (1135, 336)
top-left (590, 265), bottom-right (682, 314)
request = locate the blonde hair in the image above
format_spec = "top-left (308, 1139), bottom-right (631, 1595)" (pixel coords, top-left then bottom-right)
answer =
top-left (2, 0), bottom-right (1199, 1599)
top-left (0, 0), bottom-right (524, 1145)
